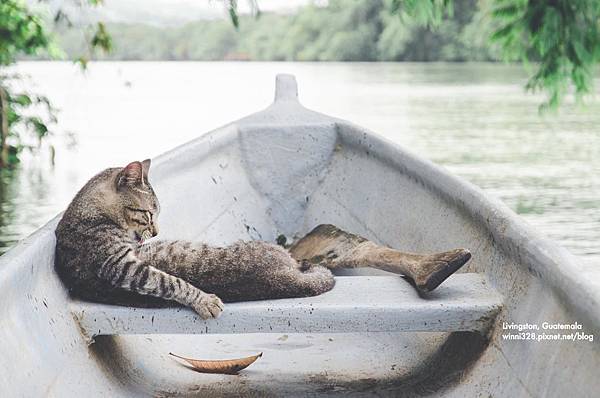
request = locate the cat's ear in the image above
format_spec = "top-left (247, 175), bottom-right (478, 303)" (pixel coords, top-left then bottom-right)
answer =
top-left (117, 161), bottom-right (143, 188)
top-left (141, 159), bottom-right (151, 179)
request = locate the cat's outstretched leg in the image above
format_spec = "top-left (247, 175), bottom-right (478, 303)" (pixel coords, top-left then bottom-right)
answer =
top-left (95, 246), bottom-right (224, 319)
top-left (289, 224), bottom-right (471, 293)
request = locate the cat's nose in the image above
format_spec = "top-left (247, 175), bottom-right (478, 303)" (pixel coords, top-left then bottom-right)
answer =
top-left (152, 224), bottom-right (159, 237)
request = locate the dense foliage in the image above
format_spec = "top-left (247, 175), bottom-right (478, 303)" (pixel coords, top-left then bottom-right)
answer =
top-left (490, 0), bottom-right (600, 109)
top-left (54, 0), bottom-right (496, 62)
top-left (0, 0), bottom-right (50, 66)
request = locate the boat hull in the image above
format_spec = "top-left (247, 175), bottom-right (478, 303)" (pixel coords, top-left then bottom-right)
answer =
top-left (0, 75), bottom-right (598, 397)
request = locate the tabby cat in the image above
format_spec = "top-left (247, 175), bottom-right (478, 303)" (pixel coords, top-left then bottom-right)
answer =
top-left (55, 160), bottom-right (471, 319)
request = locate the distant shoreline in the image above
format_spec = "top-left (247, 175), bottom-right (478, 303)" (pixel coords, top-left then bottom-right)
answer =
top-left (17, 59), bottom-right (512, 64)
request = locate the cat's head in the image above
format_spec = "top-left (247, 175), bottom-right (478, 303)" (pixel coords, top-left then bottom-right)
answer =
top-left (115, 159), bottom-right (160, 243)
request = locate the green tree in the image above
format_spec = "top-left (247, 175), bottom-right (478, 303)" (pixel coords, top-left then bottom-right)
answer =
top-left (391, 0), bottom-right (600, 110)
top-left (491, 0), bottom-right (600, 110)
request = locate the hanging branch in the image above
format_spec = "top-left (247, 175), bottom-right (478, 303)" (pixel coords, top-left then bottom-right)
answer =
top-left (0, 85), bottom-right (8, 167)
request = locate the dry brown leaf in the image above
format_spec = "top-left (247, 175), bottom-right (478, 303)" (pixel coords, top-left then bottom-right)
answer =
top-left (169, 352), bottom-right (263, 375)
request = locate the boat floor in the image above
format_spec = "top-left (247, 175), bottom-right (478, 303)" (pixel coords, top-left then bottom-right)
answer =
top-left (67, 274), bottom-right (499, 397)
top-left (89, 331), bottom-right (487, 397)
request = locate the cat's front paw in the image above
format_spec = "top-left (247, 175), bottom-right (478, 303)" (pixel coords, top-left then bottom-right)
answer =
top-left (192, 293), bottom-right (224, 320)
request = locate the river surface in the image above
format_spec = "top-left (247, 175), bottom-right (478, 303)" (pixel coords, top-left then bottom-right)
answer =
top-left (2, 62), bottom-right (599, 263)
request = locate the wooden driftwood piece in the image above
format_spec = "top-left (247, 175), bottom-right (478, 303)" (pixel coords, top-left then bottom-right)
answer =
top-left (289, 224), bottom-right (471, 292)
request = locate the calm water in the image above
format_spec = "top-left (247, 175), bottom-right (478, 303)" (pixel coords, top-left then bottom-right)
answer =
top-left (2, 62), bottom-right (599, 263)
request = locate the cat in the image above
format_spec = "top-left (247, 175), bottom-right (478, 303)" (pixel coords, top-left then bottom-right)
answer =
top-left (55, 160), bottom-right (471, 319)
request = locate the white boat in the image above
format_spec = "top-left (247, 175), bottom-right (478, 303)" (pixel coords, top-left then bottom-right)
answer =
top-left (0, 75), bottom-right (597, 397)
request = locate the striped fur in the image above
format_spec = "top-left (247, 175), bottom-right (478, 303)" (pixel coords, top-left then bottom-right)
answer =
top-left (54, 160), bottom-right (334, 319)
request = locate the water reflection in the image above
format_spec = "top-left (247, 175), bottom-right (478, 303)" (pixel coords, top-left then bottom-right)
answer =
top-left (0, 161), bottom-right (55, 253)
top-left (0, 168), bottom-right (18, 253)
